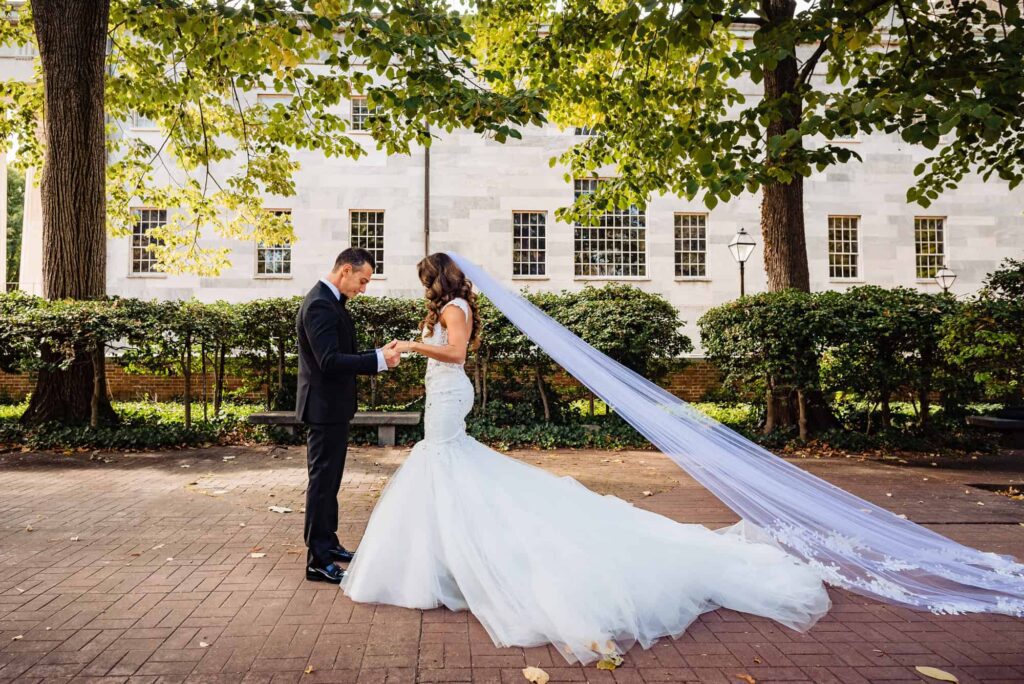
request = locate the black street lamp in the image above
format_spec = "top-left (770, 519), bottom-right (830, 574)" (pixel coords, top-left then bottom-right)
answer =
top-left (728, 227), bottom-right (757, 296)
top-left (934, 264), bottom-right (957, 294)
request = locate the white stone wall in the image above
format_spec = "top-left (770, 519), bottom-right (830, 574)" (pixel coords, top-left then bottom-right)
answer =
top-left (101, 118), bottom-right (1024, 351)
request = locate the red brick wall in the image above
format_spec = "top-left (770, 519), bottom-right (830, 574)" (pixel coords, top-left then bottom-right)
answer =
top-left (0, 363), bottom-right (263, 402)
top-left (0, 359), bottom-right (722, 403)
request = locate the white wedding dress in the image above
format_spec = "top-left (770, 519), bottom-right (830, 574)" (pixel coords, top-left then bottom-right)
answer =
top-left (341, 298), bottom-right (830, 664)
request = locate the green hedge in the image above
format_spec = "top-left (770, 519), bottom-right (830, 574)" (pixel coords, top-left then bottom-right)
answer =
top-left (698, 259), bottom-right (1024, 436)
top-left (0, 284), bottom-right (692, 430)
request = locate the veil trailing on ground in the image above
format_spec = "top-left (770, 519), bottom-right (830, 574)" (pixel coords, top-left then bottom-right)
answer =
top-left (448, 251), bottom-right (1024, 616)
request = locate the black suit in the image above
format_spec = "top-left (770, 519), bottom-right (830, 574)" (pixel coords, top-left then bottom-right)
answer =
top-left (296, 281), bottom-right (380, 567)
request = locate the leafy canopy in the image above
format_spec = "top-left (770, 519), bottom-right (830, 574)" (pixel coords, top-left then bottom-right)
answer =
top-left (0, 0), bottom-right (546, 274)
top-left (470, 0), bottom-right (1024, 219)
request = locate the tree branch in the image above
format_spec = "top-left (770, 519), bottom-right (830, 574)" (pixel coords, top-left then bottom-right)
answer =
top-left (797, 0), bottom-right (895, 86)
top-left (712, 14), bottom-right (767, 26)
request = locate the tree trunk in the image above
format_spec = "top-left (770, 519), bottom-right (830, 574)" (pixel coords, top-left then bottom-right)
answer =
top-left (880, 392), bottom-right (892, 429)
top-left (264, 353), bottom-right (272, 410)
top-left (276, 339), bottom-right (285, 409)
top-left (214, 344), bottom-right (225, 417)
top-left (201, 341), bottom-right (208, 423)
top-left (183, 337), bottom-right (192, 430)
top-left (90, 345), bottom-right (103, 428)
top-left (797, 388), bottom-right (809, 441)
top-left (21, 0), bottom-right (116, 426)
top-left (535, 367), bottom-right (551, 423)
top-left (919, 388), bottom-right (931, 428)
top-left (760, 0), bottom-right (810, 293)
top-left (764, 382), bottom-right (776, 434)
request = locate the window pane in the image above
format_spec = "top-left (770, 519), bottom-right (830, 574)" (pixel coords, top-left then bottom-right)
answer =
top-left (350, 210), bottom-right (385, 274)
top-left (256, 210), bottom-right (292, 276)
top-left (914, 217), bottom-right (945, 279)
top-left (130, 208), bottom-right (167, 274)
top-left (573, 179), bottom-right (647, 277)
top-left (674, 214), bottom-right (707, 278)
top-left (512, 212), bottom-right (546, 276)
top-left (828, 216), bottom-right (860, 279)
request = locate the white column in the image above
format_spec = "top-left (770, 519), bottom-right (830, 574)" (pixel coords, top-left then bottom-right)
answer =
top-left (19, 166), bottom-right (42, 295)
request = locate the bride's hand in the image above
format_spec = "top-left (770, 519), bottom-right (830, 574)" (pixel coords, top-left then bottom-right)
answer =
top-left (391, 340), bottom-right (416, 354)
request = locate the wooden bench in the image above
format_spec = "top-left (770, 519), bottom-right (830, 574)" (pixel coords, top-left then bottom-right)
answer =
top-left (966, 413), bottom-right (1024, 449)
top-left (247, 411), bottom-right (421, 446)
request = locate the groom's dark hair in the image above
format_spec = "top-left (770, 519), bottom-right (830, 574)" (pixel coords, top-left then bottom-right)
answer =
top-left (334, 247), bottom-right (376, 272)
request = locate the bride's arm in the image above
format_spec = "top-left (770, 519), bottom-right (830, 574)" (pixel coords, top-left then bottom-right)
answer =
top-left (398, 306), bottom-right (469, 364)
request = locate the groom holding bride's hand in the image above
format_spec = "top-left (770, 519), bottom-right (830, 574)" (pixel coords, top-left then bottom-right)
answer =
top-left (296, 247), bottom-right (401, 583)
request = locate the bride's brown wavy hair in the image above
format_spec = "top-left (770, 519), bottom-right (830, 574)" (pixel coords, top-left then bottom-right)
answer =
top-left (418, 252), bottom-right (481, 350)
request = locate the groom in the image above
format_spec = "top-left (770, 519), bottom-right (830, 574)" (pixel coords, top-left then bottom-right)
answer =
top-left (296, 247), bottom-right (400, 583)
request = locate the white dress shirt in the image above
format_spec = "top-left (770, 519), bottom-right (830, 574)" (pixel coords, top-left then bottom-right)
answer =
top-left (320, 278), bottom-right (388, 372)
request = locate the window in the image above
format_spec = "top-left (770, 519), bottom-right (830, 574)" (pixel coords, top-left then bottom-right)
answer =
top-left (828, 216), bottom-right (860, 280)
top-left (574, 125), bottom-right (598, 136)
top-left (573, 178), bottom-right (646, 278)
top-left (257, 93), bottom-right (294, 107)
top-left (130, 208), bottom-right (165, 274)
top-left (256, 210), bottom-right (292, 277)
top-left (512, 211), bottom-right (546, 276)
top-left (674, 213), bottom-right (707, 278)
top-left (351, 96), bottom-right (381, 132)
top-left (915, 217), bottom-right (946, 279)
top-left (131, 112), bottom-right (158, 130)
top-left (350, 210), bottom-right (385, 274)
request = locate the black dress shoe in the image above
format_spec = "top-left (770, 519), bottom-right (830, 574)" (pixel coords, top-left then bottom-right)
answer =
top-left (306, 563), bottom-right (345, 584)
top-left (328, 546), bottom-right (355, 563)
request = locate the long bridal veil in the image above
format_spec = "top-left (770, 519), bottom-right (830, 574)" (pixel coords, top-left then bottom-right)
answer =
top-left (448, 251), bottom-right (1024, 617)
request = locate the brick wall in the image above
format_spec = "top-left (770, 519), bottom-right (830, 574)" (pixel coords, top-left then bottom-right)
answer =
top-left (0, 359), bottom-right (722, 403)
top-left (0, 363), bottom-right (263, 403)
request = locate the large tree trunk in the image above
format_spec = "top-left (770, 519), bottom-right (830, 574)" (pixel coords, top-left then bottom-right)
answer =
top-left (22, 0), bottom-right (116, 426)
top-left (761, 0), bottom-right (810, 293)
top-left (756, 1), bottom-right (840, 435)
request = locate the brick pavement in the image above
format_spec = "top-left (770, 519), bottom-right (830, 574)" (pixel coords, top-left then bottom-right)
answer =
top-left (1, 444), bottom-right (1022, 683)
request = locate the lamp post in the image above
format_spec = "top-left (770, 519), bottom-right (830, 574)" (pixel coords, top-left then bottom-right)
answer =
top-left (728, 227), bottom-right (757, 296)
top-left (934, 264), bottom-right (957, 294)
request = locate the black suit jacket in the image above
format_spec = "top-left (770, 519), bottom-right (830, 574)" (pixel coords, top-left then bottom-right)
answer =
top-left (295, 282), bottom-right (380, 424)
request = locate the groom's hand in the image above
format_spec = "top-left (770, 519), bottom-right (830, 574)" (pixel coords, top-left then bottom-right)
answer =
top-left (383, 343), bottom-right (401, 368)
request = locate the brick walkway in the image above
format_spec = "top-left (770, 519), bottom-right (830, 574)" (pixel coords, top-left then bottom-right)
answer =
top-left (1, 444), bottom-right (1022, 683)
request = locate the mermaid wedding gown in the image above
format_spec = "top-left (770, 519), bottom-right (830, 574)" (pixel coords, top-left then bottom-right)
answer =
top-left (341, 298), bottom-right (830, 665)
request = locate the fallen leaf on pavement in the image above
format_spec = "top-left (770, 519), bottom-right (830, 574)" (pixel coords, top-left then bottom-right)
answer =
top-left (522, 666), bottom-right (549, 684)
top-left (915, 666), bottom-right (958, 682)
top-left (250, 553), bottom-right (266, 558)
top-left (303, 666), bottom-right (315, 674)
top-left (199, 642), bottom-right (209, 648)
top-left (70, 536), bottom-right (80, 542)
top-left (641, 491), bottom-right (652, 497)
top-left (268, 506), bottom-right (292, 514)
top-left (11, 635), bottom-right (22, 641)
top-left (596, 654), bottom-right (623, 670)
top-left (736, 675), bottom-right (756, 684)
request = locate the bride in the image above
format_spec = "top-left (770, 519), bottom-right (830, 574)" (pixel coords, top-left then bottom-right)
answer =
top-left (340, 253), bottom-right (830, 665)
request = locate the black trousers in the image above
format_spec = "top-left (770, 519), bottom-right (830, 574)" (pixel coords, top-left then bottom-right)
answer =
top-left (304, 422), bottom-right (350, 567)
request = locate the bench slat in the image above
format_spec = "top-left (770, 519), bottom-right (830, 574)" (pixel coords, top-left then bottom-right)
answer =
top-left (246, 410), bottom-right (421, 446)
top-left (247, 410), bottom-right (420, 426)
